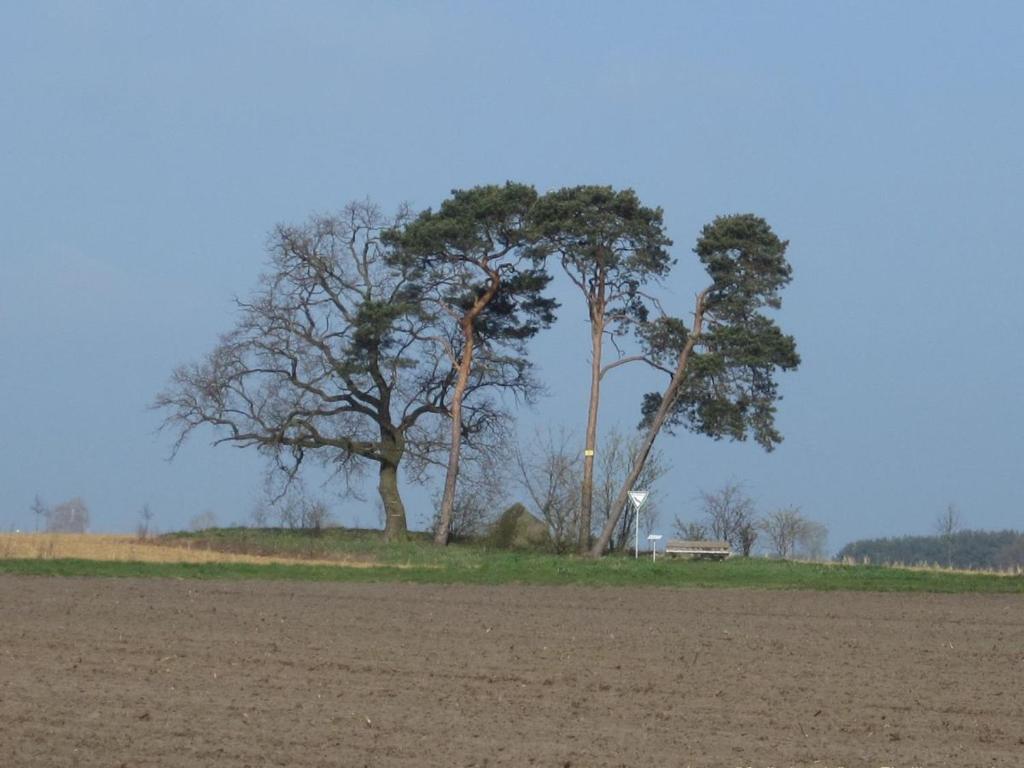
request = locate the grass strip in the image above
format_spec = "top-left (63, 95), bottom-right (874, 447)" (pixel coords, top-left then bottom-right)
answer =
top-left (1, 555), bottom-right (1022, 593)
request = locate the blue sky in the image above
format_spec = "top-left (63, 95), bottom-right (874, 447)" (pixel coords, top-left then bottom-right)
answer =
top-left (2, 1), bottom-right (1022, 549)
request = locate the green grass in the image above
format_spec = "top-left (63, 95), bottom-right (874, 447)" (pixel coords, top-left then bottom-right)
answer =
top-left (1, 527), bottom-right (1022, 593)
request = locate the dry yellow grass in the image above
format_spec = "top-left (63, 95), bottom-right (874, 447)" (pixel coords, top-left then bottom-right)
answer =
top-left (0, 533), bottom-right (379, 568)
top-left (834, 555), bottom-right (1022, 577)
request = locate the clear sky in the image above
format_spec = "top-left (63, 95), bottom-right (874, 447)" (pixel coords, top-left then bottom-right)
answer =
top-left (3, 1), bottom-right (1023, 550)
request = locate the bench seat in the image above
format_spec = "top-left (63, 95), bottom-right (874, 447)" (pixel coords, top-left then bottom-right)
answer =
top-left (664, 539), bottom-right (732, 560)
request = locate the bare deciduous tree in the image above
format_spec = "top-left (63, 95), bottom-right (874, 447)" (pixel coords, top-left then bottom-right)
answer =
top-left (738, 521), bottom-right (759, 558)
top-left (267, 490), bottom-right (332, 532)
top-left (248, 499), bottom-right (271, 528)
top-left (30, 495), bottom-right (48, 533)
top-left (431, 491), bottom-right (489, 541)
top-left (515, 425), bottom-right (669, 552)
top-left (795, 519), bottom-right (829, 561)
top-left (762, 507), bottom-right (828, 560)
top-left (156, 200), bottom-right (459, 541)
top-left (934, 503), bottom-right (962, 568)
top-left (430, 474), bottom-right (503, 542)
top-left (761, 506), bottom-right (805, 559)
top-left (433, 439), bottom-right (510, 540)
top-left (515, 427), bottom-right (582, 552)
top-left (593, 426), bottom-right (669, 552)
top-left (136, 503), bottom-right (155, 539)
top-left (45, 497), bottom-right (90, 533)
top-left (673, 519), bottom-right (708, 541)
top-left (275, 495), bottom-right (303, 529)
top-left (699, 482), bottom-right (759, 556)
top-left (304, 500), bottom-right (333, 534)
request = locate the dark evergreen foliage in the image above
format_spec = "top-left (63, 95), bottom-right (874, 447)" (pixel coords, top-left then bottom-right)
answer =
top-left (640, 214), bottom-right (800, 450)
top-left (838, 529), bottom-right (1024, 570)
top-left (529, 185), bottom-right (673, 551)
top-left (387, 182), bottom-right (558, 347)
top-left (530, 185), bottom-right (673, 329)
top-left (386, 183), bottom-right (558, 544)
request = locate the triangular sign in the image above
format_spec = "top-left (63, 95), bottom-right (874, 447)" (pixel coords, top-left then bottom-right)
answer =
top-left (628, 490), bottom-right (649, 510)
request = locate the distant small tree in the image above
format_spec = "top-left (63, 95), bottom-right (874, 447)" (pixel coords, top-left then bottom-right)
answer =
top-left (700, 482), bottom-right (759, 556)
top-left (136, 503), bottom-right (155, 539)
top-left (761, 507), bottom-right (829, 560)
top-left (673, 519), bottom-right (708, 541)
top-left (934, 503), bottom-right (962, 567)
top-left (248, 499), bottom-right (271, 528)
top-left (30, 495), bottom-right (48, 533)
top-left (515, 425), bottom-right (669, 553)
top-left (267, 493), bottom-right (332, 532)
top-left (274, 495), bottom-right (304, 529)
top-left (303, 500), bottom-right (332, 535)
top-left (431, 487), bottom-right (495, 541)
top-left (189, 509), bottom-right (218, 532)
top-left (514, 426), bottom-right (582, 552)
top-left (795, 519), bottom-right (829, 561)
top-left (45, 497), bottom-right (90, 533)
top-left (762, 506), bottom-right (806, 559)
top-left (594, 426), bottom-right (669, 552)
top-left (738, 521), bottom-right (759, 558)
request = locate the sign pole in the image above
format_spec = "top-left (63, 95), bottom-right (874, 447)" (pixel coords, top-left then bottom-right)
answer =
top-left (627, 490), bottom-right (649, 560)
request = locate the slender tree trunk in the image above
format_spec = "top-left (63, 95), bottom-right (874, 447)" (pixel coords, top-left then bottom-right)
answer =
top-left (590, 293), bottom-right (706, 557)
top-left (578, 310), bottom-right (604, 552)
top-left (435, 324), bottom-right (475, 545)
top-left (435, 267), bottom-right (500, 546)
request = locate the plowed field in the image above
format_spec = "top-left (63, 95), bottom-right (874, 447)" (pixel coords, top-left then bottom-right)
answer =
top-left (1, 576), bottom-right (1021, 767)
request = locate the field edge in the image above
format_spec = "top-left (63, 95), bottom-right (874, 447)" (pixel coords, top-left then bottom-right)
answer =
top-left (1, 555), bottom-right (1022, 594)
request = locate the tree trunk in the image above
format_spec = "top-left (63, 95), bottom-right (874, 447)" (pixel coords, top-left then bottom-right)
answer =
top-left (435, 324), bottom-right (475, 545)
top-left (379, 456), bottom-right (408, 542)
top-left (577, 312), bottom-right (604, 552)
top-left (434, 266), bottom-right (501, 546)
top-left (590, 292), bottom-right (706, 557)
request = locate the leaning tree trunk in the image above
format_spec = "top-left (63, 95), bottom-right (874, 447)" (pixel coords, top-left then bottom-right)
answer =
top-left (434, 324), bottom-right (475, 545)
top-left (577, 304), bottom-right (605, 553)
top-left (434, 268), bottom-right (501, 546)
top-left (590, 292), bottom-right (706, 557)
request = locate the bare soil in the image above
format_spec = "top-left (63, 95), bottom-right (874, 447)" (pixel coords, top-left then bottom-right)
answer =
top-left (1, 576), bottom-right (1022, 767)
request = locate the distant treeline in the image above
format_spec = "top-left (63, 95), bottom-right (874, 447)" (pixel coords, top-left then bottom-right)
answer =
top-left (838, 529), bottom-right (1024, 570)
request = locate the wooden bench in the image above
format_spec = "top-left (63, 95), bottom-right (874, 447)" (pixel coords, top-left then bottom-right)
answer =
top-left (665, 539), bottom-right (732, 560)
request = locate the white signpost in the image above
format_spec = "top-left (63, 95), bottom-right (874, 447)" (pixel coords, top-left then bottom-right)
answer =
top-left (648, 534), bottom-right (663, 562)
top-left (628, 490), bottom-right (649, 559)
